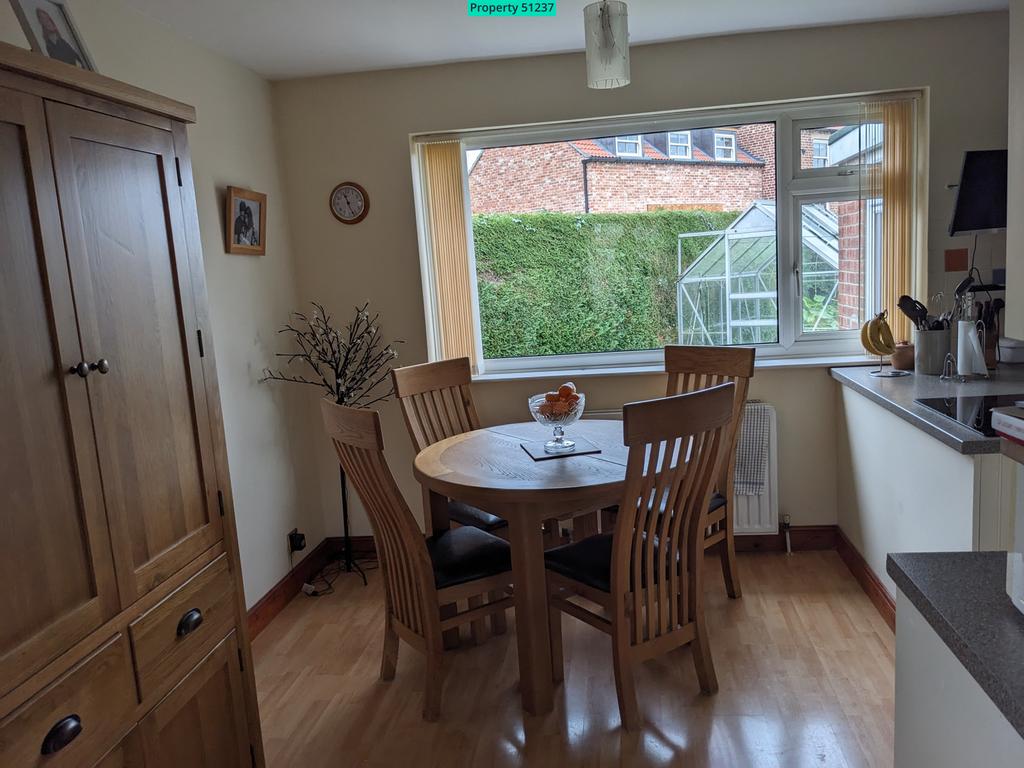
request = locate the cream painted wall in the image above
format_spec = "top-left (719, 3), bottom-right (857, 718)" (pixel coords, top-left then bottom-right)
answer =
top-left (272, 13), bottom-right (1009, 536)
top-left (0, 0), bottom-right (321, 607)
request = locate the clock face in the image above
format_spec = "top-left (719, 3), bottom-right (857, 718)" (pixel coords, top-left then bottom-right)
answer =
top-left (330, 182), bottom-right (368, 224)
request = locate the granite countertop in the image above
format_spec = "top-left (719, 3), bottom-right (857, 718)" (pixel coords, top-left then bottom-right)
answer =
top-left (887, 552), bottom-right (1024, 740)
top-left (830, 365), bottom-right (1024, 454)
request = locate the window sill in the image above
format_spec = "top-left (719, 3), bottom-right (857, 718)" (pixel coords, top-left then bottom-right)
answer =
top-left (472, 354), bottom-right (878, 383)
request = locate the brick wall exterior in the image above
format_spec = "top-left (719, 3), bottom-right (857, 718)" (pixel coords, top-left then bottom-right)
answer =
top-left (834, 200), bottom-right (863, 331)
top-left (584, 161), bottom-right (764, 213)
top-left (734, 124), bottom-right (776, 199)
top-left (468, 143), bottom-right (585, 213)
top-left (468, 138), bottom-right (772, 215)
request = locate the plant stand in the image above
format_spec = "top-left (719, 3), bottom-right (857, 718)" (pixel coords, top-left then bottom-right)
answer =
top-left (339, 467), bottom-right (368, 585)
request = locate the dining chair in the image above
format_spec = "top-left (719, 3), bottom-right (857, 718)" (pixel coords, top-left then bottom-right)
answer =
top-left (391, 357), bottom-right (509, 537)
top-left (664, 345), bottom-right (755, 599)
top-left (392, 357), bottom-right (510, 642)
top-left (544, 383), bottom-right (735, 731)
top-left (320, 400), bottom-right (514, 721)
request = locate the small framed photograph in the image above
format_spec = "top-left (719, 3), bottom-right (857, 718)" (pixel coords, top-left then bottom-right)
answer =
top-left (225, 187), bottom-right (267, 256)
top-left (9, 0), bottom-right (95, 71)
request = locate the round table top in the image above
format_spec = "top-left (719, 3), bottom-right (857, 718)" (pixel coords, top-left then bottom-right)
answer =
top-left (413, 419), bottom-right (629, 509)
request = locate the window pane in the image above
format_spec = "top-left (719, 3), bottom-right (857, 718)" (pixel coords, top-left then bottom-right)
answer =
top-left (800, 124), bottom-right (882, 170)
top-left (799, 198), bottom-right (877, 334)
top-left (466, 122), bottom-right (778, 358)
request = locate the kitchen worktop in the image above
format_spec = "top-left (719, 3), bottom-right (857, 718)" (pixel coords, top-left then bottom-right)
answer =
top-left (830, 365), bottom-right (1024, 454)
top-left (887, 552), bottom-right (1024, 741)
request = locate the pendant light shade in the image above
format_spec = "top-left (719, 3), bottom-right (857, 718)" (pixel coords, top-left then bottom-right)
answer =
top-left (584, 1), bottom-right (630, 90)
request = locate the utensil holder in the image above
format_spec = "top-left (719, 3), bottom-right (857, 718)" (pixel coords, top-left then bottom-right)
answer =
top-left (914, 327), bottom-right (951, 375)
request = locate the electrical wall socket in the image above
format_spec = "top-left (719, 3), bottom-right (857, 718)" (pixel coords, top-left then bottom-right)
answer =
top-left (288, 528), bottom-right (306, 553)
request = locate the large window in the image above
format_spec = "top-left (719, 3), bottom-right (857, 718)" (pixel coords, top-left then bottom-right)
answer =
top-left (413, 93), bottom-right (919, 375)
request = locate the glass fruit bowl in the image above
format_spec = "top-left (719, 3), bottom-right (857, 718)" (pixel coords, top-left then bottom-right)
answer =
top-left (528, 384), bottom-right (585, 454)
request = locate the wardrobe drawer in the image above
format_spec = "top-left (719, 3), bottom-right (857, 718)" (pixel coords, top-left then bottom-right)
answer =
top-left (0, 634), bottom-right (136, 768)
top-left (129, 554), bottom-right (235, 700)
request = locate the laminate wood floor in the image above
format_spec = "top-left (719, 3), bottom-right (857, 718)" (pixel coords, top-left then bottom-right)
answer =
top-left (253, 551), bottom-right (894, 768)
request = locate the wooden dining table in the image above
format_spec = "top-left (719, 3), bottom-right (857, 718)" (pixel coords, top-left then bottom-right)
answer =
top-left (413, 418), bottom-right (628, 716)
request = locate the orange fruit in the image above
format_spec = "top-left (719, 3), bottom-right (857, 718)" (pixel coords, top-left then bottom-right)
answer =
top-left (557, 383), bottom-right (575, 400)
top-left (544, 392), bottom-right (559, 403)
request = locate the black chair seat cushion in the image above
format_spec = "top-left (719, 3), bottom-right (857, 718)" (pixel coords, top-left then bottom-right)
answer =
top-left (448, 500), bottom-right (508, 532)
top-left (426, 526), bottom-right (512, 590)
top-left (546, 492), bottom-right (727, 593)
top-left (545, 533), bottom-right (615, 592)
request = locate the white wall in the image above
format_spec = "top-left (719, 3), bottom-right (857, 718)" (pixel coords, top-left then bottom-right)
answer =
top-left (895, 592), bottom-right (1024, 767)
top-left (271, 12), bottom-right (1009, 536)
top-left (836, 387), bottom-right (976, 595)
top-left (0, 0), bottom-right (321, 607)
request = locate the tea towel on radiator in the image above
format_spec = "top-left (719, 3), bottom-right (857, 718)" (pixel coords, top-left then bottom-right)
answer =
top-left (734, 400), bottom-right (771, 496)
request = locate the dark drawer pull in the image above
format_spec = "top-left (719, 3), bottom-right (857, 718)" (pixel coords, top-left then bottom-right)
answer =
top-left (176, 607), bottom-right (204, 638)
top-left (40, 714), bottom-right (82, 755)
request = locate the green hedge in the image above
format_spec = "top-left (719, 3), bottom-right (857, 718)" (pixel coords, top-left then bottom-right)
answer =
top-left (473, 210), bottom-right (739, 359)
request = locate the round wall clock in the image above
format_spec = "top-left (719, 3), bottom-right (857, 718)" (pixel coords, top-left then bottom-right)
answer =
top-left (329, 182), bottom-right (369, 224)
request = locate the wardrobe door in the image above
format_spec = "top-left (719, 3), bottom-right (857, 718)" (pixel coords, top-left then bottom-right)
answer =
top-left (0, 88), bottom-right (119, 694)
top-left (46, 103), bottom-right (222, 605)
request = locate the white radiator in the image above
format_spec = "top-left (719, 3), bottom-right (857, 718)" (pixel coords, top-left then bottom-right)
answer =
top-left (584, 403), bottom-right (779, 535)
top-left (733, 403), bottom-right (779, 535)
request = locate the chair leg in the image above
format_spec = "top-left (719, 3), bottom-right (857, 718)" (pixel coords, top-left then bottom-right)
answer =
top-left (612, 634), bottom-right (640, 731)
top-left (489, 590), bottom-right (507, 635)
top-left (720, 533), bottom-right (742, 599)
top-left (440, 602), bottom-right (460, 649)
top-left (380, 615), bottom-right (399, 681)
top-left (423, 651), bottom-right (445, 722)
top-left (691, 620), bottom-right (719, 695)
top-left (599, 506), bottom-right (616, 533)
top-left (467, 595), bottom-right (489, 645)
top-left (542, 519), bottom-right (561, 549)
top-left (548, 603), bottom-right (564, 685)
top-left (573, 511), bottom-right (599, 541)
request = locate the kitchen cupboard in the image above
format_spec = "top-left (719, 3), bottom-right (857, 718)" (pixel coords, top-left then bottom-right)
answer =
top-left (0, 41), bottom-right (263, 767)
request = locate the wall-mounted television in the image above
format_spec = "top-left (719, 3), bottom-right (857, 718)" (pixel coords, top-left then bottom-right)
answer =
top-left (949, 149), bottom-right (1008, 236)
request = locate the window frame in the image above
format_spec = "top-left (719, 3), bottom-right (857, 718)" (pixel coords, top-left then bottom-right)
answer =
top-left (668, 130), bottom-right (692, 160)
top-left (412, 91), bottom-right (922, 376)
top-left (713, 131), bottom-right (737, 161)
top-left (614, 134), bottom-right (643, 158)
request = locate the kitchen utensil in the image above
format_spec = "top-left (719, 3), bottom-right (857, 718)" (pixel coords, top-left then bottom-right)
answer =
top-left (915, 327), bottom-right (951, 375)
top-left (897, 294), bottom-right (929, 330)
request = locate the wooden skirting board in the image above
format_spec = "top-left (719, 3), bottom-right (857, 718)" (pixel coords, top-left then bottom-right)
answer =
top-left (247, 527), bottom-right (896, 637)
top-left (835, 528), bottom-right (896, 631)
top-left (247, 536), bottom-right (376, 638)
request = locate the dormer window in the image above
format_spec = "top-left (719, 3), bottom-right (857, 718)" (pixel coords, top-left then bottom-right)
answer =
top-left (714, 132), bottom-right (736, 161)
top-left (668, 131), bottom-right (692, 160)
top-left (615, 134), bottom-right (642, 158)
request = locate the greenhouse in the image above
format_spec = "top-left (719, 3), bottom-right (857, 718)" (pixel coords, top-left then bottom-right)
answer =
top-left (676, 201), bottom-right (841, 345)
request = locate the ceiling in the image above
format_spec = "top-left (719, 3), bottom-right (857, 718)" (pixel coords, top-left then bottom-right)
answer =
top-left (123, 0), bottom-right (1006, 80)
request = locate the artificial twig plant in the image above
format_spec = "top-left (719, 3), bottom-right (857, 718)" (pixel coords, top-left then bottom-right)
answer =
top-left (261, 302), bottom-right (402, 407)
top-left (261, 301), bottom-right (402, 586)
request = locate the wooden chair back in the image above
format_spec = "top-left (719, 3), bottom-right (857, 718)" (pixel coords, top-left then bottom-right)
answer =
top-left (320, 400), bottom-right (437, 643)
top-left (612, 384), bottom-right (735, 646)
top-left (664, 345), bottom-right (755, 492)
top-left (391, 357), bottom-right (480, 452)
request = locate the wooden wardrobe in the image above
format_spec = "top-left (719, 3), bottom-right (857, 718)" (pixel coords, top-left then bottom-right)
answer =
top-left (0, 43), bottom-right (264, 767)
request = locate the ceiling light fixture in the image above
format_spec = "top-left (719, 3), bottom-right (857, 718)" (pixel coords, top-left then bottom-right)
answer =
top-left (584, 0), bottom-right (630, 90)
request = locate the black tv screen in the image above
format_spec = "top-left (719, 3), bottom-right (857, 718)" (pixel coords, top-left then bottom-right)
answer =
top-left (949, 149), bottom-right (1007, 235)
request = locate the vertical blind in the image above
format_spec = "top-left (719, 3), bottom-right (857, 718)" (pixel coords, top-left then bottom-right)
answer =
top-left (420, 140), bottom-right (479, 368)
top-left (863, 98), bottom-right (917, 342)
